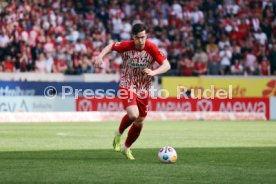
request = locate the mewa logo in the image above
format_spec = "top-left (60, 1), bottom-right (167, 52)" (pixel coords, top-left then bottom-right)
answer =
top-left (262, 80), bottom-right (276, 97)
top-left (219, 101), bottom-right (266, 113)
top-left (78, 99), bottom-right (92, 111)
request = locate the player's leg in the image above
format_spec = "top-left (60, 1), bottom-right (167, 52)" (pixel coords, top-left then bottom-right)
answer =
top-left (118, 105), bottom-right (139, 135)
top-left (124, 98), bottom-right (147, 149)
top-left (113, 105), bottom-right (139, 151)
top-left (117, 87), bottom-right (138, 134)
top-left (124, 116), bottom-right (145, 148)
top-left (121, 116), bottom-right (145, 160)
top-left (121, 97), bottom-right (148, 160)
top-left (113, 88), bottom-right (138, 151)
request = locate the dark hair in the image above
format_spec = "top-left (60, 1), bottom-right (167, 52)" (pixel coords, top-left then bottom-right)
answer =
top-left (131, 23), bottom-right (147, 35)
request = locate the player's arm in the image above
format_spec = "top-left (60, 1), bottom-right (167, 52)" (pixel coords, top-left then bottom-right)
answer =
top-left (144, 43), bottom-right (171, 76)
top-left (94, 43), bottom-right (113, 67)
top-left (144, 59), bottom-right (171, 76)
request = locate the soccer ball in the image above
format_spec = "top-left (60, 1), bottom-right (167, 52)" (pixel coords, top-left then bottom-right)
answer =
top-left (158, 146), bottom-right (177, 163)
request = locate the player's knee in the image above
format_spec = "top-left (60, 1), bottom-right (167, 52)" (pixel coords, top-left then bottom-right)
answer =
top-left (137, 117), bottom-right (145, 123)
top-left (133, 117), bottom-right (145, 127)
top-left (134, 121), bottom-right (143, 127)
top-left (128, 113), bottom-right (139, 121)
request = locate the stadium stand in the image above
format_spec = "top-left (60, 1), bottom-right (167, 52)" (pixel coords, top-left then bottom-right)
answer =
top-left (0, 0), bottom-right (275, 76)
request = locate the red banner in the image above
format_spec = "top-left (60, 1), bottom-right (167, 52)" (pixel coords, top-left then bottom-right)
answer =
top-left (76, 97), bottom-right (269, 119)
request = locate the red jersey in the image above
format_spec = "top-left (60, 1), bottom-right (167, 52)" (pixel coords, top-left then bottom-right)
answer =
top-left (112, 40), bottom-right (166, 91)
top-left (3, 60), bottom-right (14, 72)
top-left (260, 60), bottom-right (270, 76)
top-left (194, 62), bottom-right (207, 75)
top-left (181, 59), bottom-right (194, 76)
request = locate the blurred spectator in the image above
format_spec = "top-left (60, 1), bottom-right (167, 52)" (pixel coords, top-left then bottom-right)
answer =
top-left (179, 55), bottom-right (194, 76)
top-left (261, 18), bottom-right (272, 40)
top-left (206, 36), bottom-right (219, 54)
top-left (80, 55), bottom-right (92, 73)
top-left (111, 14), bottom-right (123, 41)
top-left (53, 52), bottom-right (68, 73)
top-left (254, 29), bottom-right (268, 45)
top-left (259, 57), bottom-right (271, 76)
top-left (45, 53), bottom-right (54, 73)
top-left (208, 54), bottom-right (220, 75)
top-left (120, 18), bottom-right (132, 40)
top-left (245, 49), bottom-right (258, 75)
top-left (231, 60), bottom-right (244, 75)
top-left (193, 58), bottom-right (207, 76)
top-left (35, 54), bottom-right (47, 73)
top-left (2, 56), bottom-right (14, 72)
top-left (113, 54), bottom-right (123, 74)
top-left (193, 48), bottom-right (208, 64)
top-left (0, 30), bottom-right (10, 48)
top-left (218, 34), bottom-right (231, 50)
top-left (219, 45), bottom-right (232, 75)
top-left (270, 43), bottom-right (276, 75)
top-left (231, 40), bottom-right (242, 65)
top-left (256, 44), bottom-right (269, 63)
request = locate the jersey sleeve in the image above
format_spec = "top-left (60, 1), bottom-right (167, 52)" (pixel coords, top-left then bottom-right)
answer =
top-left (150, 44), bottom-right (167, 65)
top-left (112, 41), bottom-right (131, 53)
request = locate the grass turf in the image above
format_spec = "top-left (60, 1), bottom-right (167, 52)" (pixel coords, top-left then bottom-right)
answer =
top-left (0, 121), bottom-right (276, 184)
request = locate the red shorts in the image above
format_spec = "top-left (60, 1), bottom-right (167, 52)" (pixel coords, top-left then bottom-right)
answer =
top-left (118, 87), bottom-right (149, 117)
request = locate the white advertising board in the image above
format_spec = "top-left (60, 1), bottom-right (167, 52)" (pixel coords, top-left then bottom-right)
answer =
top-left (0, 97), bottom-right (75, 112)
top-left (0, 112), bottom-right (266, 123)
top-left (270, 97), bottom-right (276, 120)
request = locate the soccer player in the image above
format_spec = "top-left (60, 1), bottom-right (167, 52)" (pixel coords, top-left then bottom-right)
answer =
top-left (94, 23), bottom-right (171, 160)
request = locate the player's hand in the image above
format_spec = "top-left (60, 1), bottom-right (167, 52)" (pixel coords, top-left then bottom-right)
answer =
top-left (144, 68), bottom-right (156, 76)
top-left (93, 56), bottom-right (103, 68)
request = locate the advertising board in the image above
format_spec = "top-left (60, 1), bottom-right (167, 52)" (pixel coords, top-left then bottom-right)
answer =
top-left (0, 97), bottom-right (75, 112)
top-left (76, 97), bottom-right (269, 119)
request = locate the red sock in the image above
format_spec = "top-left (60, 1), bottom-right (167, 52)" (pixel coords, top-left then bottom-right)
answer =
top-left (125, 124), bottom-right (143, 148)
top-left (118, 114), bottom-right (133, 134)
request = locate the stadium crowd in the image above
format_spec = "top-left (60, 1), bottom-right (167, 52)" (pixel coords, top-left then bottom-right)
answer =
top-left (0, 0), bottom-right (275, 76)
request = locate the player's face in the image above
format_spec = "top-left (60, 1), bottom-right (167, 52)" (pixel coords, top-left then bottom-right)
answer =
top-left (133, 31), bottom-right (147, 49)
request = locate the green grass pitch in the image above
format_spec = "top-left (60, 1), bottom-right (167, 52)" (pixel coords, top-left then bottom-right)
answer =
top-left (0, 121), bottom-right (276, 184)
